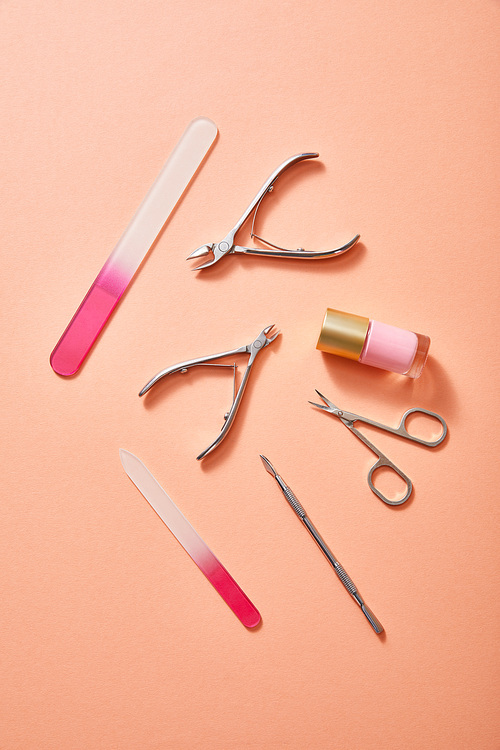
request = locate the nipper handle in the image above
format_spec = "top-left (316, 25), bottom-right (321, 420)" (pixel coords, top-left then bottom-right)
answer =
top-left (138, 346), bottom-right (247, 396)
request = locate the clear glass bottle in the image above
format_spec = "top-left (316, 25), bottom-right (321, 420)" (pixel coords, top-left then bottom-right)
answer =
top-left (316, 308), bottom-right (430, 378)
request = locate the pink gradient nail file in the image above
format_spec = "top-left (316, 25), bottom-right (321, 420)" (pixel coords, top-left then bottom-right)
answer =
top-left (119, 450), bottom-right (261, 629)
top-left (50, 117), bottom-right (218, 376)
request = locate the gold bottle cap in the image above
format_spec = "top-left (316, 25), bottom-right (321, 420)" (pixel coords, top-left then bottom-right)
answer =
top-left (316, 308), bottom-right (370, 361)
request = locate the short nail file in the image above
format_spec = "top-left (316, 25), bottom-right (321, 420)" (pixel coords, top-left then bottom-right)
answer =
top-left (120, 450), bottom-right (261, 629)
top-left (50, 117), bottom-right (218, 376)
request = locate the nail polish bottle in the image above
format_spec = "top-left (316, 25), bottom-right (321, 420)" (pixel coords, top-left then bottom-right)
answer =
top-left (316, 308), bottom-right (430, 378)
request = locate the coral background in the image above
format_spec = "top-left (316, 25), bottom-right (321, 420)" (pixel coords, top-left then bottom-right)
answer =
top-left (1, 1), bottom-right (499, 748)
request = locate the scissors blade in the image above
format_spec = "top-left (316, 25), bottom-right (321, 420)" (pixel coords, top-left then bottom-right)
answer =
top-left (310, 389), bottom-right (342, 413)
top-left (314, 389), bottom-right (340, 410)
top-left (308, 400), bottom-right (331, 411)
top-left (309, 390), bottom-right (354, 427)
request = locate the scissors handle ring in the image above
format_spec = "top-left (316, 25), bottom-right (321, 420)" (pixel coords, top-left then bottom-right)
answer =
top-left (368, 456), bottom-right (413, 506)
top-left (397, 408), bottom-right (448, 447)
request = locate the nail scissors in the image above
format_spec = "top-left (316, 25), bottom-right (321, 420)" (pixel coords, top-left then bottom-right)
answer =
top-left (187, 153), bottom-right (360, 270)
top-left (139, 325), bottom-right (280, 460)
top-left (309, 390), bottom-right (448, 506)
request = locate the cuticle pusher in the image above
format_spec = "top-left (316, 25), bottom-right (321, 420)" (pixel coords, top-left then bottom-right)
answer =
top-left (260, 455), bottom-right (384, 635)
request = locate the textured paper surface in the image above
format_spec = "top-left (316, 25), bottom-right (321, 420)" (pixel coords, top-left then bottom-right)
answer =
top-left (1, 1), bottom-right (499, 748)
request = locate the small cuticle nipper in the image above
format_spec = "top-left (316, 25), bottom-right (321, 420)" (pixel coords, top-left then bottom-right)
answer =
top-left (186, 153), bottom-right (360, 270)
top-left (309, 390), bottom-right (448, 506)
top-left (139, 325), bottom-right (280, 460)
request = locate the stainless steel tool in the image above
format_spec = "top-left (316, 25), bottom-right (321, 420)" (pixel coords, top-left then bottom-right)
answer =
top-left (139, 325), bottom-right (280, 460)
top-left (260, 455), bottom-right (384, 635)
top-left (187, 153), bottom-right (360, 269)
top-left (310, 390), bottom-right (448, 506)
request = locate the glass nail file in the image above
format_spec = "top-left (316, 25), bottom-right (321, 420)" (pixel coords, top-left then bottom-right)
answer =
top-left (119, 450), bottom-right (261, 629)
top-left (50, 117), bottom-right (218, 376)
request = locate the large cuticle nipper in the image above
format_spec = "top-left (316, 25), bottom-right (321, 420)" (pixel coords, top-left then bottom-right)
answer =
top-left (186, 153), bottom-right (360, 270)
top-left (139, 325), bottom-right (280, 460)
top-left (309, 390), bottom-right (448, 506)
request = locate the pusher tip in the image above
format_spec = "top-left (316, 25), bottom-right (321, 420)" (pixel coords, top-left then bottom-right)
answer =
top-left (259, 454), bottom-right (277, 477)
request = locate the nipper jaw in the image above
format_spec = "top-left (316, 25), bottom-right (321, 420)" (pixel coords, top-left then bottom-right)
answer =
top-left (186, 153), bottom-right (360, 270)
top-left (246, 324), bottom-right (280, 365)
top-left (139, 325), bottom-right (280, 460)
top-left (187, 230), bottom-right (237, 269)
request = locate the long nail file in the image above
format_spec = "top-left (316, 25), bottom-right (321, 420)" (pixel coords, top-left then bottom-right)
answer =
top-left (119, 450), bottom-right (261, 628)
top-left (50, 117), bottom-right (218, 376)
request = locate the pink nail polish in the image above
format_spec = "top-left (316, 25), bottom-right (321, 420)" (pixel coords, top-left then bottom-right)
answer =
top-left (316, 308), bottom-right (430, 378)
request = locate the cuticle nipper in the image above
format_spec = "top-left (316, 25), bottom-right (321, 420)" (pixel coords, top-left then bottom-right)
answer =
top-left (187, 153), bottom-right (360, 270)
top-left (139, 325), bottom-right (280, 460)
